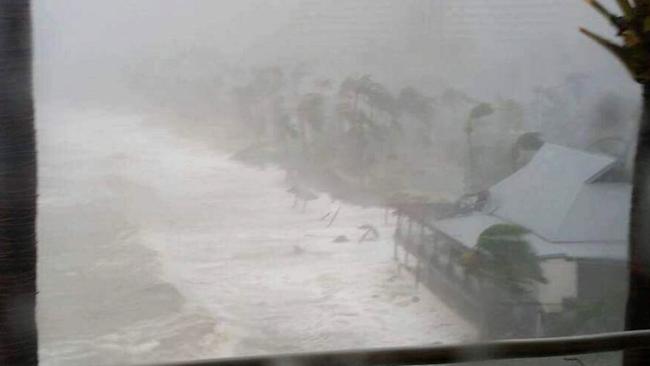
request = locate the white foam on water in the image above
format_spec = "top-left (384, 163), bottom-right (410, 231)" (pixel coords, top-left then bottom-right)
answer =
top-left (37, 106), bottom-right (475, 365)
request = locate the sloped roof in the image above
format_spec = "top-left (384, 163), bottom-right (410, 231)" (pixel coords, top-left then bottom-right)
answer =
top-left (556, 184), bottom-right (631, 242)
top-left (433, 214), bottom-right (627, 260)
top-left (488, 144), bottom-right (630, 242)
top-left (434, 214), bottom-right (504, 249)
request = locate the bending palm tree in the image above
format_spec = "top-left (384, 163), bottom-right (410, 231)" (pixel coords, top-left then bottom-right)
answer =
top-left (466, 224), bottom-right (546, 338)
top-left (296, 92), bottom-right (325, 157)
top-left (464, 103), bottom-right (493, 193)
top-left (471, 224), bottom-right (546, 293)
top-left (582, 1), bottom-right (650, 364)
top-left (0, 0), bottom-right (38, 364)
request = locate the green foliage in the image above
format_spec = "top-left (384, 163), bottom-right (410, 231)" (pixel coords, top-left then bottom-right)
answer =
top-left (338, 76), bottom-right (360, 97)
top-left (465, 102), bottom-right (494, 135)
top-left (469, 103), bottom-right (494, 120)
top-left (398, 87), bottom-right (435, 127)
top-left (480, 223), bottom-right (529, 237)
top-left (440, 88), bottom-right (477, 106)
top-left (230, 69), bottom-right (528, 212)
top-left (297, 93), bottom-right (325, 131)
top-left (339, 75), bottom-right (398, 121)
top-left (515, 132), bottom-right (544, 151)
top-left (473, 224), bottom-right (547, 294)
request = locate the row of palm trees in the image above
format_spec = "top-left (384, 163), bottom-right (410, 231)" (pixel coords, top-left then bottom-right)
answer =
top-left (231, 70), bottom-right (518, 207)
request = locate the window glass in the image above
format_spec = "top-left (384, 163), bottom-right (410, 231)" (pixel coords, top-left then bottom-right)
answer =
top-left (34, 1), bottom-right (633, 365)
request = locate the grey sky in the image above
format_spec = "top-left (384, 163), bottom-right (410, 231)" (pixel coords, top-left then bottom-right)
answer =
top-left (32, 0), bottom-right (640, 105)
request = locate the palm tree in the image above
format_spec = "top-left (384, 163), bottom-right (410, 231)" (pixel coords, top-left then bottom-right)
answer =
top-left (360, 78), bottom-right (400, 185)
top-left (440, 87), bottom-right (478, 109)
top-left (470, 224), bottom-right (547, 293)
top-left (296, 92), bottom-right (325, 157)
top-left (336, 75), bottom-right (390, 186)
top-left (440, 87), bottom-right (477, 130)
top-left (398, 87), bottom-right (435, 145)
top-left (363, 78), bottom-right (399, 129)
top-left (464, 103), bottom-right (494, 193)
top-left (0, 0), bottom-right (38, 364)
top-left (465, 224), bottom-right (547, 338)
top-left (511, 131), bottom-right (544, 171)
top-left (581, 1), bottom-right (650, 364)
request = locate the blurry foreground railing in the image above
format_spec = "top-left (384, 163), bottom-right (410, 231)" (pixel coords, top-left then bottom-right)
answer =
top-left (147, 330), bottom-right (650, 366)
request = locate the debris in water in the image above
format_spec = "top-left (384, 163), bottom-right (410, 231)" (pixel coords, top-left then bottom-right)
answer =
top-left (333, 235), bottom-right (349, 243)
top-left (358, 224), bottom-right (379, 242)
top-left (288, 185), bottom-right (318, 212)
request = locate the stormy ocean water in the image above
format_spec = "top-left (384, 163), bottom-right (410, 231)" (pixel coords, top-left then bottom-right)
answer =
top-left (36, 106), bottom-right (474, 366)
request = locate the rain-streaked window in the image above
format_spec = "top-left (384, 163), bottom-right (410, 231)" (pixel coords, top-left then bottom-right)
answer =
top-left (34, 1), bottom-right (638, 365)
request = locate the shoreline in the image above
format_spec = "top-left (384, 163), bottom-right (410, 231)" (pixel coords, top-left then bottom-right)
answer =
top-left (37, 105), bottom-right (475, 365)
top-left (135, 112), bottom-right (476, 353)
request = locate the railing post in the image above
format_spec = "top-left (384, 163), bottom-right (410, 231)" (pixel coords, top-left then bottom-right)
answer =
top-left (0, 1), bottom-right (38, 364)
top-left (394, 212), bottom-right (401, 260)
top-left (150, 330), bottom-right (650, 366)
top-left (405, 218), bottom-right (413, 268)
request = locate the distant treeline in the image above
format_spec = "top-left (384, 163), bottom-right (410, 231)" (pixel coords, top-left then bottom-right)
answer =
top-left (127, 60), bottom-right (638, 206)
top-left (227, 66), bottom-right (537, 206)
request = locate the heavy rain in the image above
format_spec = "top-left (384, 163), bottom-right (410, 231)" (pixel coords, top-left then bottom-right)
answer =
top-left (31, 1), bottom-right (640, 365)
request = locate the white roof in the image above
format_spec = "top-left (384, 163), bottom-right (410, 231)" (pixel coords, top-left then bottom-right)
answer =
top-left (434, 214), bottom-right (504, 249)
top-left (488, 144), bottom-right (631, 242)
top-left (433, 214), bottom-right (627, 261)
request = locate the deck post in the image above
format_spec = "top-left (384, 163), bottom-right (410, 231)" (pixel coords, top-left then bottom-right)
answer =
top-left (394, 212), bottom-right (401, 260)
top-left (415, 224), bottom-right (425, 289)
top-left (405, 218), bottom-right (413, 268)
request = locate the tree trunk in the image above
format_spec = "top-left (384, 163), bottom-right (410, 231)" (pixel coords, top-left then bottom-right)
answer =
top-left (465, 129), bottom-right (475, 193)
top-left (625, 84), bottom-right (650, 365)
top-left (0, 1), bottom-right (38, 364)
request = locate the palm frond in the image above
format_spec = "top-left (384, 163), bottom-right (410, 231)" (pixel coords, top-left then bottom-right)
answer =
top-left (617, 0), bottom-right (634, 18)
top-left (580, 28), bottom-right (638, 79)
top-left (582, 0), bottom-right (650, 83)
top-left (474, 224), bottom-right (547, 289)
top-left (584, 0), bottom-right (622, 27)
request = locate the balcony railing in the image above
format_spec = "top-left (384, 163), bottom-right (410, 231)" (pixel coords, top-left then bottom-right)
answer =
top-left (149, 330), bottom-right (650, 366)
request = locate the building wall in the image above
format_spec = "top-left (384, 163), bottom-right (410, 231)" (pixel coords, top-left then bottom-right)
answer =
top-left (537, 258), bottom-right (577, 313)
top-left (577, 260), bottom-right (627, 300)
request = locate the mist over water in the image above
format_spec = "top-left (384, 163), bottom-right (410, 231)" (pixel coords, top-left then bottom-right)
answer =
top-left (34, 1), bottom-right (635, 365)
